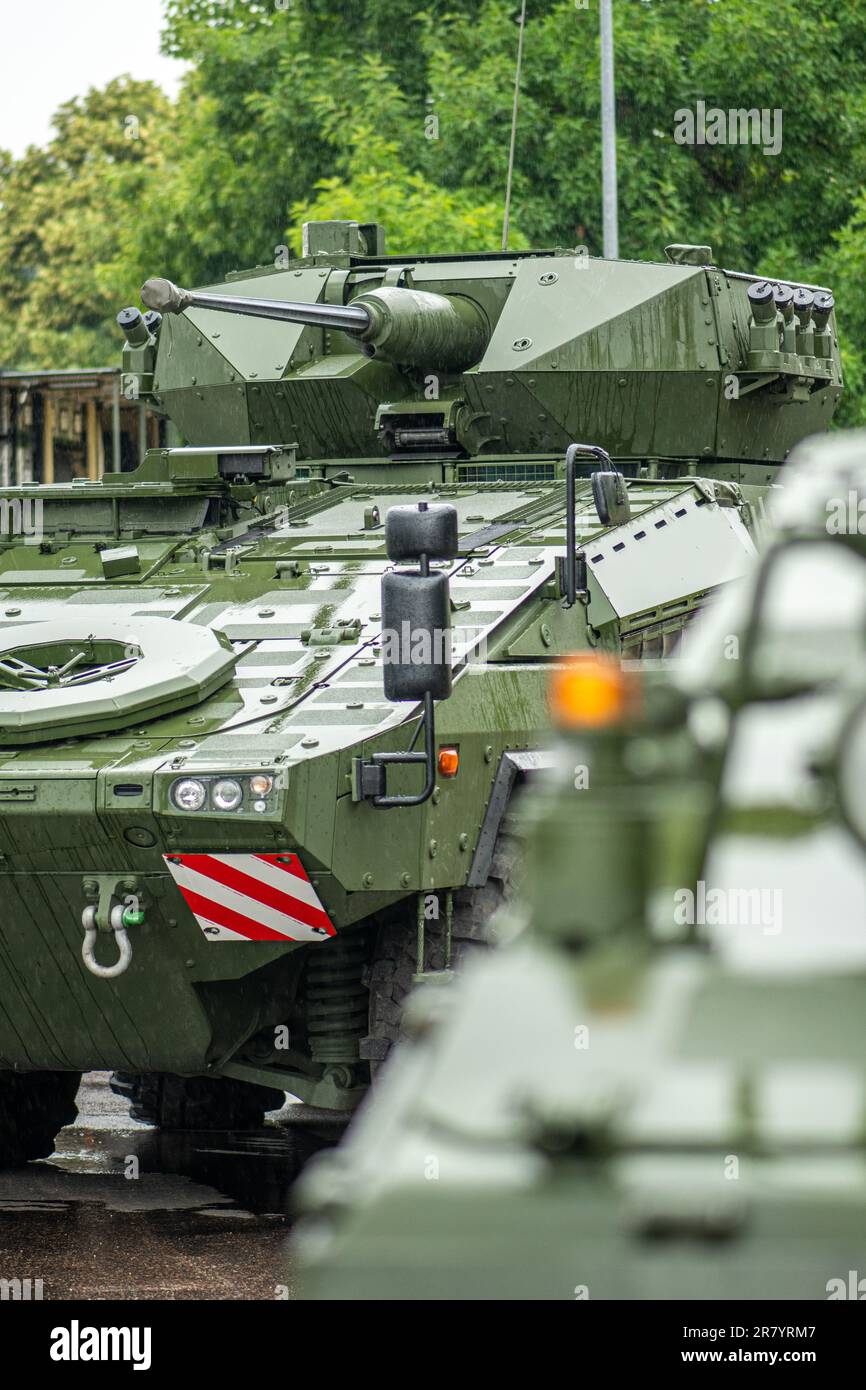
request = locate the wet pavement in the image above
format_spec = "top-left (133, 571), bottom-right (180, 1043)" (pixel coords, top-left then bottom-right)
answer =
top-left (0, 1073), bottom-right (345, 1300)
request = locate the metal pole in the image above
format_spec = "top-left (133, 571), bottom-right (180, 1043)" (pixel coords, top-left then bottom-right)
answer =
top-left (138, 402), bottom-right (147, 463)
top-left (416, 893), bottom-right (426, 977)
top-left (111, 375), bottom-right (121, 472)
top-left (502, 0), bottom-right (527, 252)
top-left (0, 385), bottom-right (10, 487)
top-left (85, 399), bottom-right (98, 480)
top-left (599, 0), bottom-right (619, 259)
top-left (42, 393), bottom-right (54, 485)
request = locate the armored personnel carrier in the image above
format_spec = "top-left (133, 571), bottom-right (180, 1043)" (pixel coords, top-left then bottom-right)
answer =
top-left (0, 220), bottom-right (842, 1158)
top-left (296, 427), bottom-right (866, 1300)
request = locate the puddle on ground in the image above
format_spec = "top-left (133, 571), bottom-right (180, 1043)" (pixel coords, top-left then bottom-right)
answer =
top-left (0, 1075), bottom-right (348, 1297)
top-left (49, 1122), bottom-right (339, 1214)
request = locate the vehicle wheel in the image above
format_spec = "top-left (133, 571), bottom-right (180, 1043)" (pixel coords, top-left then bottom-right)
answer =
top-left (0, 1070), bottom-right (81, 1167)
top-left (109, 1072), bottom-right (285, 1129)
top-left (361, 829), bottom-right (520, 1076)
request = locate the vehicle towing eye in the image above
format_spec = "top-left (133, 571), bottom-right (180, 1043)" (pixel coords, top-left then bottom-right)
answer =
top-left (81, 901), bottom-right (146, 979)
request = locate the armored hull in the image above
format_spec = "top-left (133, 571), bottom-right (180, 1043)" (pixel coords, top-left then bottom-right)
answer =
top-left (0, 219), bottom-right (842, 1151)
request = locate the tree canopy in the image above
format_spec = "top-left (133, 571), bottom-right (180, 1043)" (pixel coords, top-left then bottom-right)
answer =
top-left (2, 0), bottom-right (866, 420)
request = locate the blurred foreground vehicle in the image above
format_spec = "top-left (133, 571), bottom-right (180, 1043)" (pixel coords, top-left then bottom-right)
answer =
top-left (296, 428), bottom-right (866, 1300)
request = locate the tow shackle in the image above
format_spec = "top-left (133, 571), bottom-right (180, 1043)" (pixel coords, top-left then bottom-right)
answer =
top-left (81, 902), bottom-right (139, 979)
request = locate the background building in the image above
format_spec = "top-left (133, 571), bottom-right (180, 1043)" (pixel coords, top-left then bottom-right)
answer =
top-left (0, 368), bottom-right (165, 486)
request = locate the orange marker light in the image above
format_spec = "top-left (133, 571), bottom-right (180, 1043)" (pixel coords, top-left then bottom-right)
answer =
top-left (437, 746), bottom-right (460, 777)
top-left (549, 654), bottom-right (636, 730)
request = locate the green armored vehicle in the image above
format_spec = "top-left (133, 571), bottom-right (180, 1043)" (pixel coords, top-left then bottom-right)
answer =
top-left (296, 428), bottom-right (866, 1300)
top-left (0, 219), bottom-right (842, 1160)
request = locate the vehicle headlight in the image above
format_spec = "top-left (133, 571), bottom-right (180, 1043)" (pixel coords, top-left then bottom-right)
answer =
top-left (249, 774), bottom-right (273, 797)
top-left (171, 777), bottom-right (207, 812)
top-left (211, 777), bottom-right (243, 812)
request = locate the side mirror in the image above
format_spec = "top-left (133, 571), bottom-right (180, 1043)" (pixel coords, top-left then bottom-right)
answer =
top-left (381, 501), bottom-right (457, 703)
top-left (561, 443), bottom-right (624, 605)
top-left (384, 501), bottom-right (458, 563)
top-left (381, 569), bottom-right (451, 702)
top-left (591, 470), bottom-right (631, 526)
top-left (354, 502), bottom-right (458, 808)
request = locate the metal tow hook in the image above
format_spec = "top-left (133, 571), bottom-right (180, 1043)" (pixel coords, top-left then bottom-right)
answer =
top-left (81, 903), bottom-right (142, 979)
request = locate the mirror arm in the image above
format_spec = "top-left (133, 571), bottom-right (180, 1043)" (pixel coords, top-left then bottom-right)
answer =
top-left (355, 692), bottom-right (437, 808)
top-left (355, 506), bottom-right (458, 810)
top-left (562, 442), bottom-right (613, 606)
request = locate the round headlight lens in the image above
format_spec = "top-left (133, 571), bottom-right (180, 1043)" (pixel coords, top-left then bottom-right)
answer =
top-left (212, 778), bottom-right (243, 812)
top-left (171, 778), bottom-right (206, 812)
top-left (249, 774), bottom-right (273, 797)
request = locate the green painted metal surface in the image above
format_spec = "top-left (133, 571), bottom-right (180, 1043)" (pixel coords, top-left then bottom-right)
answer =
top-left (0, 222), bottom-right (843, 1111)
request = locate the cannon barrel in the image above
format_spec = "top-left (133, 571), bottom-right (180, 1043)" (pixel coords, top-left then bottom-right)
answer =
top-left (141, 278), bottom-right (371, 332)
top-left (140, 277), bottom-right (489, 372)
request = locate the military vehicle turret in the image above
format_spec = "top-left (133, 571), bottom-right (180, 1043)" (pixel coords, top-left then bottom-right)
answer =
top-left (295, 427), bottom-right (866, 1300)
top-left (0, 220), bottom-right (843, 1156)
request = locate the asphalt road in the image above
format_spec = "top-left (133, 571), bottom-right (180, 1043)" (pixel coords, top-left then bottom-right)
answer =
top-left (0, 1073), bottom-right (344, 1300)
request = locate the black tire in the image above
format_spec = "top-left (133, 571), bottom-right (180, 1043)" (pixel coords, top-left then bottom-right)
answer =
top-left (0, 1070), bottom-right (81, 1167)
top-left (361, 829), bottom-right (520, 1076)
top-left (109, 1072), bottom-right (285, 1130)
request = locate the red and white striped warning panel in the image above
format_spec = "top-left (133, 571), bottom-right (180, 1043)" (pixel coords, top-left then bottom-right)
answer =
top-left (163, 852), bottom-right (335, 942)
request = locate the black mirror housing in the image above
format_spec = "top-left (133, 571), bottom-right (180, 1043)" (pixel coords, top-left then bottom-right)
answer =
top-left (381, 570), bottom-right (452, 702)
top-left (592, 470), bottom-right (631, 526)
top-left (385, 503), bottom-right (459, 562)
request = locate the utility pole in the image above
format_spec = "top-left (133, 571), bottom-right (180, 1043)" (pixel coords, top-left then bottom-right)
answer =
top-left (502, 0), bottom-right (527, 252)
top-left (599, 0), bottom-right (619, 259)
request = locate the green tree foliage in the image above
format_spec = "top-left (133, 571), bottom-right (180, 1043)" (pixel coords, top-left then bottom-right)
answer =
top-left (2, 0), bottom-right (866, 425)
top-left (290, 133), bottom-right (515, 257)
top-left (0, 79), bottom-right (171, 368)
top-left (145, 2), bottom-right (520, 283)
